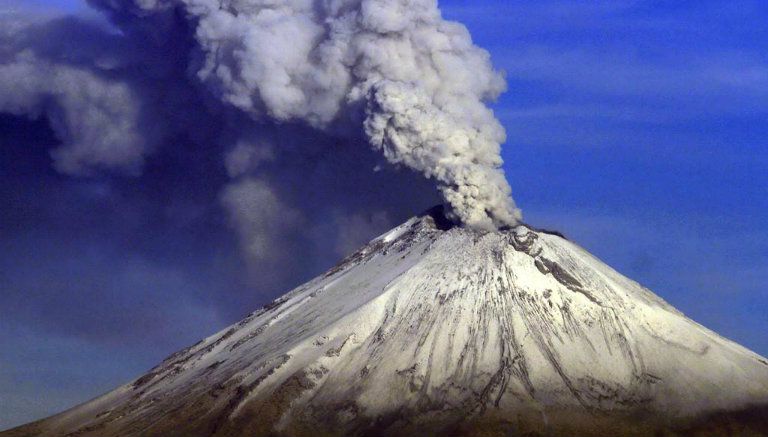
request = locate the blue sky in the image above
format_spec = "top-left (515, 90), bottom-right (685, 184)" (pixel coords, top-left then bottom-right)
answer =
top-left (1, 0), bottom-right (766, 431)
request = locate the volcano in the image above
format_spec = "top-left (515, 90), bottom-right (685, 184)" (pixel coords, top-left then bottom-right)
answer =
top-left (5, 207), bottom-right (768, 437)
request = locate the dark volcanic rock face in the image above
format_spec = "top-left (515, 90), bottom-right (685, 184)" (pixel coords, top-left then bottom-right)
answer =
top-left (4, 210), bottom-right (768, 437)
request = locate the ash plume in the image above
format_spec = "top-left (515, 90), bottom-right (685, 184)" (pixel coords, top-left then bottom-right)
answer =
top-left (0, 0), bottom-right (521, 287)
top-left (165, 0), bottom-right (522, 229)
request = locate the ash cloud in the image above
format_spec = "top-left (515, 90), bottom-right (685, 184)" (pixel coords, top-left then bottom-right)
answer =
top-left (176, 0), bottom-right (521, 228)
top-left (0, 18), bottom-right (149, 175)
top-left (0, 0), bottom-right (520, 290)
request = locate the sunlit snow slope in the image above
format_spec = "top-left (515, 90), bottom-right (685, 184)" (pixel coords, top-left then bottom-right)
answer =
top-left (5, 207), bottom-right (768, 437)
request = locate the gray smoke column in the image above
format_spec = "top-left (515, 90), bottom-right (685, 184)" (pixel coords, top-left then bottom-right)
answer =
top-left (92, 0), bottom-right (521, 229)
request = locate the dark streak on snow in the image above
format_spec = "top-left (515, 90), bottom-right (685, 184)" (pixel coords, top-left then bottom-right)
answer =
top-left (210, 354), bottom-right (292, 434)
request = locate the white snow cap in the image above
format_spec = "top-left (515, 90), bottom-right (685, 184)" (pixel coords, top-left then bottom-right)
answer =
top-left (130, 0), bottom-right (521, 229)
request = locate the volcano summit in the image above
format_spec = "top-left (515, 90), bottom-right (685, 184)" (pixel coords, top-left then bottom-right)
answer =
top-left (5, 207), bottom-right (768, 437)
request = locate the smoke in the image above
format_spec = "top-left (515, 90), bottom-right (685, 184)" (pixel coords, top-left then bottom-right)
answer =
top-left (0, 24), bottom-right (150, 175)
top-left (0, 0), bottom-right (521, 289)
top-left (174, 0), bottom-right (520, 228)
top-left (221, 177), bottom-right (302, 268)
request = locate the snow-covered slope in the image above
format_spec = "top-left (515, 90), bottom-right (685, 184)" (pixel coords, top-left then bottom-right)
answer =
top-left (5, 207), bottom-right (768, 437)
